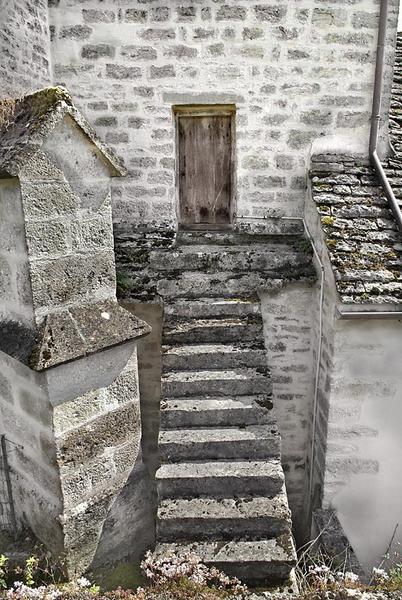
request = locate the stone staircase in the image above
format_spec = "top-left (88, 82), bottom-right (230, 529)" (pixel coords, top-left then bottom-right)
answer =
top-left (153, 231), bottom-right (313, 586)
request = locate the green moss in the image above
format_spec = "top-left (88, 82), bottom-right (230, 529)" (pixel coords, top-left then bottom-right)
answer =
top-left (116, 272), bottom-right (133, 296)
top-left (92, 561), bottom-right (145, 592)
top-left (0, 86), bottom-right (73, 136)
top-left (321, 216), bottom-right (335, 226)
top-left (297, 237), bottom-right (313, 254)
top-left (0, 98), bottom-right (17, 131)
top-left (27, 86), bottom-right (72, 115)
top-left (313, 183), bottom-right (331, 191)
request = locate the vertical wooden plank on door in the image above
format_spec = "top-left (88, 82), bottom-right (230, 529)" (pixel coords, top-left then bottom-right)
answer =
top-left (178, 114), bottom-right (232, 226)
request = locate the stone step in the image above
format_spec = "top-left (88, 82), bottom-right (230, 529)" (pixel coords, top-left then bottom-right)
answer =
top-left (163, 298), bottom-right (261, 319)
top-left (163, 343), bottom-right (267, 371)
top-left (157, 487), bottom-right (291, 542)
top-left (160, 396), bottom-right (274, 429)
top-left (176, 226), bottom-right (303, 247)
top-left (159, 425), bottom-right (280, 462)
top-left (162, 318), bottom-right (263, 345)
top-left (161, 368), bottom-right (271, 398)
top-left (150, 244), bottom-right (310, 274)
top-left (157, 271), bottom-right (295, 299)
top-left (156, 459), bottom-right (284, 499)
top-left (154, 534), bottom-right (297, 585)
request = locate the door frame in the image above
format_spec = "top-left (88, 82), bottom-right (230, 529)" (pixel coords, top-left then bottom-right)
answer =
top-left (172, 104), bottom-right (236, 230)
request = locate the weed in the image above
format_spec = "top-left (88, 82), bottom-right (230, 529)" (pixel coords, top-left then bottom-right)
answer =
top-left (0, 556), bottom-right (8, 590)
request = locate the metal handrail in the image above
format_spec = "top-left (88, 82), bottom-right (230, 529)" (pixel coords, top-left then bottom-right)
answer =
top-left (370, 0), bottom-right (402, 232)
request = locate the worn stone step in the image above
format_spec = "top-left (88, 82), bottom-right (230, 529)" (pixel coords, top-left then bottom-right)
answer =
top-left (161, 368), bottom-right (271, 398)
top-left (157, 487), bottom-right (291, 542)
top-left (150, 244), bottom-right (309, 274)
top-left (157, 271), bottom-right (310, 299)
top-left (154, 534), bottom-right (297, 585)
top-left (164, 298), bottom-right (261, 319)
top-left (163, 318), bottom-right (263, 345)
top-left (159, 425), bottom-right (280, 462)
top-left (156, 459), bottom-right (284, 499)
top-left (163, 343), bottom-right (267, 371)
top-left (160, 396), bottom-right (274, 428)
top-left (176, 226), bottom-right (303, 247)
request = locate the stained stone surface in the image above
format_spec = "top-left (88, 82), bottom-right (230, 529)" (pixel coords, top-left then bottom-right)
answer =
top-left (0, 319), bottom-right (37, 364)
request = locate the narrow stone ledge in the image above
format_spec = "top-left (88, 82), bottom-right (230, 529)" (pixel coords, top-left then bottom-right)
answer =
top-left (30, 300), bottom-right (151, 371)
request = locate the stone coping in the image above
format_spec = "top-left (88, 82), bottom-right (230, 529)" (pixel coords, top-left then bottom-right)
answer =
top-left (0, 301), bottom-right (151, 371)
top-left (0, 86), bottom-right (126, 178)
top-left (31, 300), bottom-right (151, 371)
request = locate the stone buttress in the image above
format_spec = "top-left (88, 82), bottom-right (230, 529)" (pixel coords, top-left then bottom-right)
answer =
top-left (0, 87), bottom-right (151, 575)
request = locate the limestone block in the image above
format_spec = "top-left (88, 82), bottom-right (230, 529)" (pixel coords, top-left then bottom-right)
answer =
top-left (30, 250), bottom-right (116, 311)
top-left (21, 182), bottom-right (80, 219)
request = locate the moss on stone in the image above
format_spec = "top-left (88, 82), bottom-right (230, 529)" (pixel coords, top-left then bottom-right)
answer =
top-left (321, 216), bottom-right (335, 226)
top-left (91, 561), bottom-right (145, 591)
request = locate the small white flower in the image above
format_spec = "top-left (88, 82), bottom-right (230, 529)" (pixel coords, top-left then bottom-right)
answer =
top-left (372, 566), bottom-right (389, 580)
top-left (76, 576), bottom-right (91, 588)
top-left (344, 571), bottom-right (359, 583)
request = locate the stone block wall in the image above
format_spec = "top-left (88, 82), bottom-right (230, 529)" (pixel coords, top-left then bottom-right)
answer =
top-left (0, 351), bottom-right (64, 553)
top-left (0, 90), bottom-right (152, 575)
top-left (0, 340), bottom-right (147, 576)
top-left (19, 119), bottom-right (116, 320)
top-left (304, 153), bottom-right (340, 525)
top-left (260, 282), bottom-right (316, 541)
top-left (52, 342), bottom-right (144, 575)
top-left (0, 179), bottom-right (34, 328)
top-left (0, 0), bottom-right (51, 98)
top-left (48, 0), bottom-right (399, 234)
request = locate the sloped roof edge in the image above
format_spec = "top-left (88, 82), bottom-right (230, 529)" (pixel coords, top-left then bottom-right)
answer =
top-left (0, 86), bottom-right (127, 178)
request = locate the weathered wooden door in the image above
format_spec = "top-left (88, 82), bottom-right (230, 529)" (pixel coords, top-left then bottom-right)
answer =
top-left (177, 113), bottom-right (233, 227)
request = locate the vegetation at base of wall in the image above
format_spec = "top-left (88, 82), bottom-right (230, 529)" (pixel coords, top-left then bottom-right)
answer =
top-left (0, 550), bottom-right (401, 600)
top-left (0, 552), bottom-right (246, 599)
top-left (295, 533), bottom-right (402, 600)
